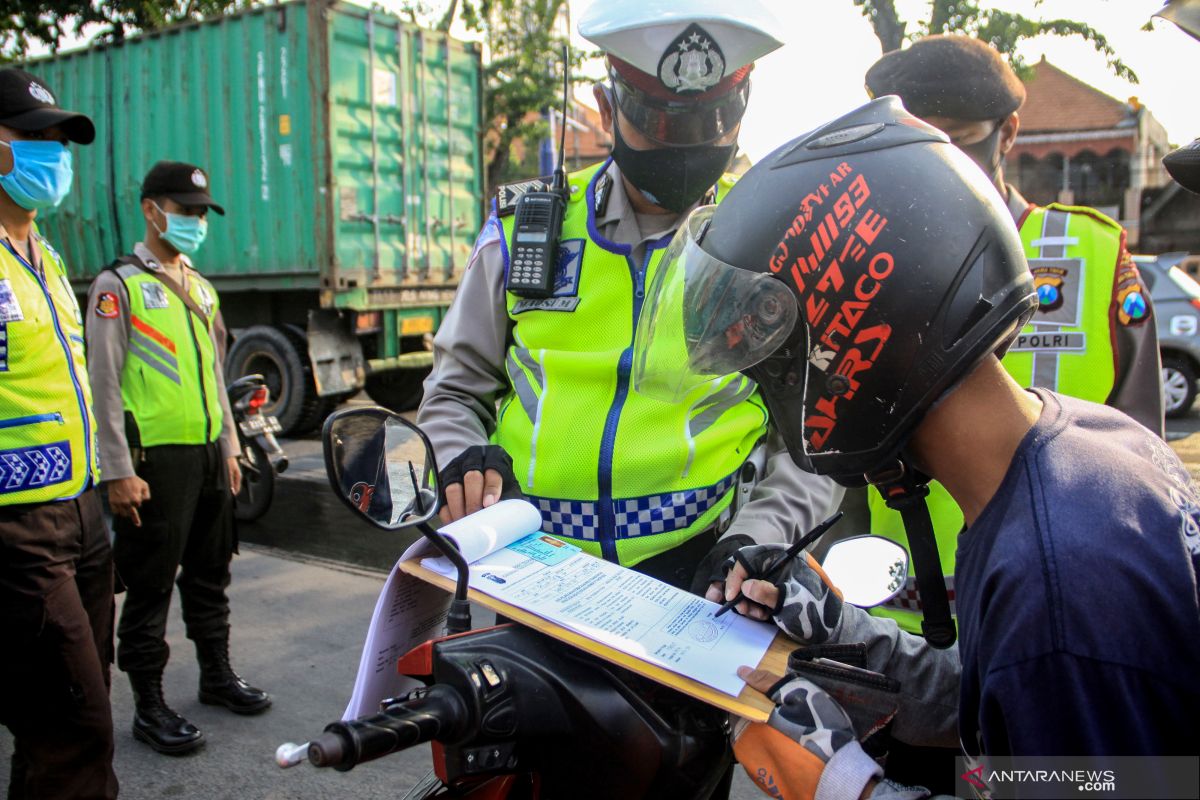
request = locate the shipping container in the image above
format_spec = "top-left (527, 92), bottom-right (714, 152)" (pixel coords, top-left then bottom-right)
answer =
top-left (23, 0), bottom-right (485, 432)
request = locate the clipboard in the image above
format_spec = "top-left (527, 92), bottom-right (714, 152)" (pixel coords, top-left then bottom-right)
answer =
top-left (399, 558), bottom-right (792, 723)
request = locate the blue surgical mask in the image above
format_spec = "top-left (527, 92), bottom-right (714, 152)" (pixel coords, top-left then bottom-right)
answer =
top-left (153, 202), bottom-right (208, 255)
top-left (0, 139), bottom-right (74, 210)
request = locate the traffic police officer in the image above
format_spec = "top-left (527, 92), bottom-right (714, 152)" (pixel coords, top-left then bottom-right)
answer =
top-left (0, 68), bottom-right (118, 799)
top-left (86, 161), bottom-right (269, 756)
top-left (418, 0), bottom-right (840, 594)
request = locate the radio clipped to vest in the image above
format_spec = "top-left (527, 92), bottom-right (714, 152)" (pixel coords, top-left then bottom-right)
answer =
top-left (506, 45), bottom-right (571, 299)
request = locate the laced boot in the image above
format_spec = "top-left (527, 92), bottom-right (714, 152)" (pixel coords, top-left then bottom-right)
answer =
top-left (196, 638), bottom-right (271, 715)
top-left (128, 670), bottom-right (205, 755)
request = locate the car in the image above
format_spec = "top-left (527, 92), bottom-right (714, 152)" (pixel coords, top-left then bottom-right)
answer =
top-left (1133, 252), bottom-right (1200, 418)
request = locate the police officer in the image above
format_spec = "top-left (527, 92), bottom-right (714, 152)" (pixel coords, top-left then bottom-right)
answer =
top-left (0, 68), bottom-right (118, 799)
top-left (86, 161), bottom-right (269, 755)
top-left (418, 0), bottom-right (839, 595)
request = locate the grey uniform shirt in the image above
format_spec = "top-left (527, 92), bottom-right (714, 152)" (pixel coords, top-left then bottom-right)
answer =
top-left (85, 242), bottom-right (238, 482)
top-left (417, 160), bottom-right (841, 546)
top-left (1006, 186), bottom-right (1164, 437)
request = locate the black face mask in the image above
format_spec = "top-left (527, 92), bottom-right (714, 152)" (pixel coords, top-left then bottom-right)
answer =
top-left (611, 117), bottom-right (736, 213)
top-left (958, 120), bottom-right (1005, 185)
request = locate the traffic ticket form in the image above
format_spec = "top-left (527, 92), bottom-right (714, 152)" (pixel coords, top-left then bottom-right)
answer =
top-left (420, 501), bottom-right (776, 697)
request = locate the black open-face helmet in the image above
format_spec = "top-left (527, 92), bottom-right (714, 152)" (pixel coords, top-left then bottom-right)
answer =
top-left (634, 97), bottom-right (1037, 484)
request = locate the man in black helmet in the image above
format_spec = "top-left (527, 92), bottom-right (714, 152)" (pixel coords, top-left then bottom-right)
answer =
top-left (634, 98), bottom-right (1200, 799)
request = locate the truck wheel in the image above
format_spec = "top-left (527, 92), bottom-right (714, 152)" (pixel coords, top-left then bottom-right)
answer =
top-left (1162, 355), bottom-right (1197, 419)
top-left (226, 325), bottom-right (320, 435)
top-left (364, 366), bottom-right (432, 412)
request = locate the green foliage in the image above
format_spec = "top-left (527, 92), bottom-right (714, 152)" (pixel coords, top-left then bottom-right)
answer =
top-left (0, 0), bottom-right (252, 60)
top-left (854, 0), bottom-right (1138, 82)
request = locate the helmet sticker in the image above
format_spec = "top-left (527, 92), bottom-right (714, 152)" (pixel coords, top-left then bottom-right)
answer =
top-left (658, 24), bottom-right (726, 94)
top-left (767, 160), bottom-right (899, 452)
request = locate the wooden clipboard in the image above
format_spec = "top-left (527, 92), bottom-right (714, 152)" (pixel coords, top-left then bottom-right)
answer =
top-left (398, 558), bottom-right (792, 723)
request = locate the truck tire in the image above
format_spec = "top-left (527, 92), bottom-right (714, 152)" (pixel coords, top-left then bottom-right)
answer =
top-left (364, 366), bottom-right (432, 412)
top-left (225, 325), bottom-right (321, 436)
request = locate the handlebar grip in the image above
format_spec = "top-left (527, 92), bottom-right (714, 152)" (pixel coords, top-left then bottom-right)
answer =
top-left (307, 685), bottom-right (467, 771)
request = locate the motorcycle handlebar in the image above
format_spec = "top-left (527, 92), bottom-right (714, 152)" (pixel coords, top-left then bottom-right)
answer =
top-left (307, 685), bottom-right (467, 771)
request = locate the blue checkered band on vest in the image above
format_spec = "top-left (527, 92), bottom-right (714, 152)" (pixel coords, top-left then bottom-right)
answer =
top-left (880, 574), bottom-right (957, 615)
top-left (0, 440), bottom-right (73, 495)
top-left (527, 472), bottom-right (738, 541)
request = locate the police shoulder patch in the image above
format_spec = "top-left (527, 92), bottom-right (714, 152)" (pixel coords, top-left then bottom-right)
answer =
top-left (95, 291), bottom-right (120, 319)
top-left (495, 176), bottom-right (554, 217)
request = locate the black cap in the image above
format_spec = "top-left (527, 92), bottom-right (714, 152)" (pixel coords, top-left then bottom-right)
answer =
top-left (140, 160), bottom-right (225, 215)
top-left (0, 68), bottom-right (95, 144)
top-left (1164, 138), bottom-right (1200, 194)
top-left (865, 35), bottom-right (1026, 121)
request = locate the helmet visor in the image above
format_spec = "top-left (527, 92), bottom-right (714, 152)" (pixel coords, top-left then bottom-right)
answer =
top-left (609, 69), bottom-right (750, 147)
top-left (634, 206), bottom-right (799, 402)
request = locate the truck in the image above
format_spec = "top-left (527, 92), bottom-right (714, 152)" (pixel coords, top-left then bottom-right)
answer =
top-left (23, 0), bottom-right (485, 433)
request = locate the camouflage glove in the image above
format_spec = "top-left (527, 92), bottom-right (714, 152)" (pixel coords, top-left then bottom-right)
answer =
top-left (734, 674), bottom-right (883, 800)
top-left (728, 544), bottom-right (845, 644)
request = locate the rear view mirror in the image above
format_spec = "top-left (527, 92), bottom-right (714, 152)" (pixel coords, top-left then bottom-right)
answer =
top-left (820, 536), bottom-right (908, 608)
top-left (322, 407), bottom-right (439, 530)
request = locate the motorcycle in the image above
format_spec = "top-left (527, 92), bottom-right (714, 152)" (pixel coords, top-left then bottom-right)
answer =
top-left (277, 407), bottom-right (909, 798)
top-left (227, 373), bottom-right (288, 522)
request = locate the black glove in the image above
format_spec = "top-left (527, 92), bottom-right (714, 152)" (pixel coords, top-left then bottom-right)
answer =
top-left (690, 533), bottom-right (756, 596)
top-left (438, 445), bottom-right (524, 504)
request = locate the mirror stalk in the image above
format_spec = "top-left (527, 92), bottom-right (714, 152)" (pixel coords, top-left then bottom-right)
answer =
top-left (416, 521), bottom-right (473, 634)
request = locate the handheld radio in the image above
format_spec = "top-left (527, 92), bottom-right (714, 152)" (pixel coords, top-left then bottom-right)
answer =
top-left (507, 46), bottom-right (571, 298)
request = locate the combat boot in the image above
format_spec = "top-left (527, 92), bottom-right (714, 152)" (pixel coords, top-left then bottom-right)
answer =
top-left (128, 670), bottom-right (205, 755)
top-left (196, 638), bottom-right (271, 715)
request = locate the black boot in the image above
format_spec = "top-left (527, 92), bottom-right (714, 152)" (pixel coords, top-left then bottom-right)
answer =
top-left (196, 639), bottom-right (271, 715)
top-left (128, 670), bottom-right (205, 755)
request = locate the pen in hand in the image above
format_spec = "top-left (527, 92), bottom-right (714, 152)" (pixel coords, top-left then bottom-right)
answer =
top-left (713, 510), bottom-right (845, 618)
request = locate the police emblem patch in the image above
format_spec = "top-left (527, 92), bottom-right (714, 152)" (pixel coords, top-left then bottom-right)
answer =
top-left (95, 291), bottom-right (120, 319)
top-left (511, 239), bottom-right (586, 314)
top-left (141, 282), bottom-right (170, 310)
top-left (1033, 267), bottom-right (1066, 312)
top-left (195, 283), bottom-right (214, 317)
top-left (191, 169), bottom-right (208, 189)
top-left (1118, 286), bottom-right (1149, 326)
top-left (658, 24), bottom-right (726, 94)
top-left (0, 279), bottom-right (24, 323)
top-left (28, 82), bottom-right (54, 104)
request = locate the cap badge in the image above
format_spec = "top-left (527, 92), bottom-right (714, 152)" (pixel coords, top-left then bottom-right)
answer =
top-left (658, 24), bottom-right (725, 94)
top-left (191, 169), bottom-right (208, 188)
top-left (28, 82), bottom-right (55, 104)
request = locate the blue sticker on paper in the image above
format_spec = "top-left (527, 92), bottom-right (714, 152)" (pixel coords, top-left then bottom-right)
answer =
top-left (507, 533), bottom-right (579, 565)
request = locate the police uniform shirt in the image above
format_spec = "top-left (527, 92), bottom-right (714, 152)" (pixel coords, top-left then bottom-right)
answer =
top-left (417, 159), bottom-right (843, 548)
top-left (85, 242), bottom-right (238, 481)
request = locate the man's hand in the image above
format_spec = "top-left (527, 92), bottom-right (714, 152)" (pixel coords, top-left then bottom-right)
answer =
top-left (715, 544), bottom-right (845, 644)
top-left (734, 668), bottom-right (883, 800)
top-left (438, 445), bottom-right (521, 523)
top-left (106, 476), bottom-right (151, 527)
top-left (227, 456), bottom-right (242, 496)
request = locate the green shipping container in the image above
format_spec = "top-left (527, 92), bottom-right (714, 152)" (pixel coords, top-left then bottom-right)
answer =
top-left (22, 0), bottom-right (485, 432)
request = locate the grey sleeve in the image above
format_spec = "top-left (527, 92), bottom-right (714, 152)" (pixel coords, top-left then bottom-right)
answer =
top-left (836, 604), bottom-right (961, 748)
top-left (210, 308), bottom-right (238, 460)
top-left (722, 428), bottom-right (844, 546)
top-left (85, 271), bottom-right (136, 482)
top-left (416, 219), bottom-right (513, 470)
top-left (1109, 289), bottom-right (1165, 439)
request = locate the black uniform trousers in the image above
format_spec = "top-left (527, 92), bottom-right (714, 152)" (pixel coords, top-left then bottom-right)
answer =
top-left (113, 442), bottom-right (234, 674)
top-left (0, 487), bottom-right (119, 800)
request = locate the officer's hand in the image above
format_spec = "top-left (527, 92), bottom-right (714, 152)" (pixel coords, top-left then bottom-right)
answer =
top-left (721, 544), bottom-right (845, 644)
top-left (106, 476), bottom-right (151, 527)
top-left (227, 456), bottom-right (242, 496)
top-left (438, 445), bottom-right (522, 523)
top-left (734, 668), bottom-right (886, 800)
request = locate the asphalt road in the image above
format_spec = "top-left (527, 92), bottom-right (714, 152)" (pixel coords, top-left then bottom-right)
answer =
top-left (6, 402), bottom-right (1199, 799)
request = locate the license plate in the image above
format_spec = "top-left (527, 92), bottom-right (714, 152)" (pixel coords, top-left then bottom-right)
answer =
top-left (239, 415), bottom-right (282, 436)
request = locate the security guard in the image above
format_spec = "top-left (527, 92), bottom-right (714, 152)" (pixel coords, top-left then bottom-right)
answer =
top-left (857, 36), bottom-right (1165, 790)
top-left (0, 68), bottom-right (118, 799)
top-left (86, 161), bottom-right (269, 756)
top-left (418, 0), bottom-right (840, 595)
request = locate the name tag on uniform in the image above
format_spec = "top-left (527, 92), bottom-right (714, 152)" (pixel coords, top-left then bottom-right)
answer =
top-left (141, 282), bottom-right (170, 310)
top-left (0, 279), bottom-right (23, 322)
top-left (1008, 331), bottom-right (1087, 353)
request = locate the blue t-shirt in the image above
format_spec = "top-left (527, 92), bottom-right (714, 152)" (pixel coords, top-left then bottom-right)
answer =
top-left (956, 390), bottom-right (1200, 756)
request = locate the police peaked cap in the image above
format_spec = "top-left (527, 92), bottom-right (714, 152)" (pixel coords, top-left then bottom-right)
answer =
top-left (865, 35), bottom-right (1026, 121)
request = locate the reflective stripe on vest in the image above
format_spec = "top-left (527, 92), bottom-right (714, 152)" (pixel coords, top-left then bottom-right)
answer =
top-left (493, 159), bottom-right (768, 568)
top-left (867, 204), bottom-right (1123, 634)
top-left (115, 264), bottom-right (223, 447)
top-left (0, 234), bottom-right (99, 503)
